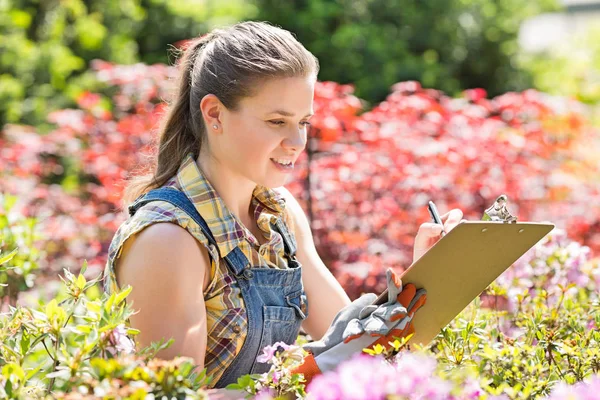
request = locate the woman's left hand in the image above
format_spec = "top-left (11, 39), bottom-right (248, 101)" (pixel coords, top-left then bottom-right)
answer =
top-left (412, 208), bottom-right (465, 263)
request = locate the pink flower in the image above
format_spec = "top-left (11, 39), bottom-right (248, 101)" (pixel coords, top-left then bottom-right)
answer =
top-left (254, 387), bottom-right (276, 400)
top-left (546, 374), bottom-right (600, 400)
top-left (256, 341), bottom-right (291, 363)
top-left (106, 324), bottom-right (135, 355)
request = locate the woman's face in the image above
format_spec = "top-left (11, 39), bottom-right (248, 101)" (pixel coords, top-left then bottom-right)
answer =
top-left (212, 75), bottom-right (315, 188)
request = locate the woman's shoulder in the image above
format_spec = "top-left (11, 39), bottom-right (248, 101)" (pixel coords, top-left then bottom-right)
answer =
top-left (114, 197), bottom-right (211, 248)
top-left (104, 198), bottom-right (216, 294)
top-left (104, 195), bottom-right (216, 287)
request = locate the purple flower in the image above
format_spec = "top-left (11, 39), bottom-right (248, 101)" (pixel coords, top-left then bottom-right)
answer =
top-left (460, 377), bottom-right (484, 399)
top-left (253, 387), bottom-right (276, 400)
top-left (106, 324), bottom-right (135, 355)
top-left (256, 341), bottom-right (291, 363)
top-left (546, 374), bottom-right (600, 400)
top-left (337, 354), bottom-right (391, 399)
top-left (307, 371), bottom-right (343, 400)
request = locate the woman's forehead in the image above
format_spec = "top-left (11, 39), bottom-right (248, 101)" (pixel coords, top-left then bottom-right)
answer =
top-left (243, 76), bottom-right (315, 113)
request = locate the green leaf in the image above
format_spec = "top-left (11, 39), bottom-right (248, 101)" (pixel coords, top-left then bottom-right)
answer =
top-left (76, 325), bottom-right (92, 334)
top-left (24, 364), bottom-right (43, 381)
top-left (536, 330), bottom-right (544, 341)
top-left (114, 285), bottom-right (132, 306)
top-left (2, 363), bottom-right (25, 381)
top-left (0, 248), bottom-right (18, 266)
top-left (86, 300), bottom-right (102, 314)
top-left (126, 327), bottom-right (140, 335)
top-left (104, 293), bottom-right (116, 312)
top-left (20, 329), bottom-right (30, 355)
top-left (76, 273), bottom-right (86, 290)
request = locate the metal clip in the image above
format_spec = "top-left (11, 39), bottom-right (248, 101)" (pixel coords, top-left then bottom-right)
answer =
top-left (482, 194), bottom-right (518, 223)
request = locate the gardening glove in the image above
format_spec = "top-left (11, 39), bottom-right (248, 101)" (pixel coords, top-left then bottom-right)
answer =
top-left (291, 269), bottom-right (427, 385)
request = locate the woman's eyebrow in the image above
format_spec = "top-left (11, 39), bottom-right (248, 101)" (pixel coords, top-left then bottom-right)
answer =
top-left (268, 109), bottom-right (314, 117)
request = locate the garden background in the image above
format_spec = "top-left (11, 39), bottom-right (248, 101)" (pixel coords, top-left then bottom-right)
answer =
top-left (1, 0), bottom-right (600, 398)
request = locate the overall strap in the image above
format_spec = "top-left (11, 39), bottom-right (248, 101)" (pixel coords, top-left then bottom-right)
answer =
top-left (271, 217), bottom-right (298, 259)
top-left (128, 187), bottom-right (249, 277)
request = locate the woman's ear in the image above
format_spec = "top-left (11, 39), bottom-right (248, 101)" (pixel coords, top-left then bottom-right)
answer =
top-left (200, 94), bottom-right (223, 132)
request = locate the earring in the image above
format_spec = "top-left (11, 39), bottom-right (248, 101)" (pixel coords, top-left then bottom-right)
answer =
top-left (213, 124), bottom-right (218, 129)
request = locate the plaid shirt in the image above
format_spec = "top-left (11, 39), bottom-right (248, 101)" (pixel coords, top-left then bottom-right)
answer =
top-left (103, 153), bottom-right (296, 385)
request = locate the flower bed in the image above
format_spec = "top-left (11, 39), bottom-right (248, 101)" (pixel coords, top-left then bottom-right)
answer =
top-left (1, 61), bottom-right (599, 300)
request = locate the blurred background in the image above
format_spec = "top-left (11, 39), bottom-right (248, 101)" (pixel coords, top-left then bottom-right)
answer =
top-left (1, 0), bottom-right (599, 305)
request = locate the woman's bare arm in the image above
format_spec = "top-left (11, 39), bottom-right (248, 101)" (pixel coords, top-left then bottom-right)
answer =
top-left (115, 222), bottom-right (210, 367)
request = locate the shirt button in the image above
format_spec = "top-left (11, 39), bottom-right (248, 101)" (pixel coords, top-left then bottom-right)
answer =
top-left (232, 324), bottom-right (241, 334)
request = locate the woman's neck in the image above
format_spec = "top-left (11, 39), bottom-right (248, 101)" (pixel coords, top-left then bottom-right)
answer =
top-left (196, 154), bottom-right (256, 227)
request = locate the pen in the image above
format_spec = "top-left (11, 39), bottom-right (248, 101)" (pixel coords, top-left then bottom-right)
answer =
top-left (428, 201), bottom-right (446, 237)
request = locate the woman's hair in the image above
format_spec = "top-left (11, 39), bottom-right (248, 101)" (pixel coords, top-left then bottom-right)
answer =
top-left (124, 21), bottom-right (320, 204)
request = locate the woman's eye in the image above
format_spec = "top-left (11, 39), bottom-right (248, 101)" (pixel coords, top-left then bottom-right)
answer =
top-left (269, 120), bottom-right (311, 127)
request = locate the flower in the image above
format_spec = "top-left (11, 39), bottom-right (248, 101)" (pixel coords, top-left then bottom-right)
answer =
top-left (253, 387), bottom-right (276, 400)
top-left (546, 374), bottom-right (600, 400)
top-left (105, 324), bottom-right (135, 356)
top-left (256, 341), bottom-right (291, 363)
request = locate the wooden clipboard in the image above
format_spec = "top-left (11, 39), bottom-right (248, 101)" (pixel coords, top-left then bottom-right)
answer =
top-left (374, 221), bottom-right (554, 347)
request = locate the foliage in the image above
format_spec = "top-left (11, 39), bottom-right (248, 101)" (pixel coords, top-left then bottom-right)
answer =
top-left (520, 25), bottom-right (600, 105)
top-left (0, 0), bottom-right (251, 127)
top-left (289, 81), bottom-right (600, 299)
top-left (0, 213), bottom-right (211, 398)
top-left (227, 342), bottom-right (307, 399)
top-left (0, 193), bottom-right (42, 308)
top-left (1, 58), bottom-right (599, 398)
top-left (251, 0), bottom-right (559, 106)
top-left (1, 62), bottom-right (599, 300)
top-left (233, 229), bottom-right (600, 399)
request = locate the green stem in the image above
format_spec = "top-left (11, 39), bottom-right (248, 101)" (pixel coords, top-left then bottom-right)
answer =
top-left (41, 339), bottom-right (56, 363)
top-left (547, 346), bottom-right (566, 381)
top-left (46, 334), bottom-right (60, 394)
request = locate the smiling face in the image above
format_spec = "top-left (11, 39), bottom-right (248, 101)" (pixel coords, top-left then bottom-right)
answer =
top-left (211, 75), bottom-right (316, 188)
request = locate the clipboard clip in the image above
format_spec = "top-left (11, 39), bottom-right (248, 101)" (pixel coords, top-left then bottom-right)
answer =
top-left (482, 194), bottom-right (518, 223)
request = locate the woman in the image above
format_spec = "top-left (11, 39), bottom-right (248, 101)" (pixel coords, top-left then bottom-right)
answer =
top-left (103, 21), bottom-right (463, 390)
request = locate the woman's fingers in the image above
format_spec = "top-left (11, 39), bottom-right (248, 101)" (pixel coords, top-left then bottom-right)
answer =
top-left (413, 209), bottom-right (466, 263)
top-left (441, 208), bottom-right (463, 232)
top-left (417, 222), bottom-right (445, 238)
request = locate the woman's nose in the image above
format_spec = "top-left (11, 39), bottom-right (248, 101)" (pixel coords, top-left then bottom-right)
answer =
top-left (282, 128), bottom-right (307, 152)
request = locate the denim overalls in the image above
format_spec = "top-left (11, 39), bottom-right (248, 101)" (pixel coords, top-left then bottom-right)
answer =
top-left (128, 187), bottom-right (309, 387)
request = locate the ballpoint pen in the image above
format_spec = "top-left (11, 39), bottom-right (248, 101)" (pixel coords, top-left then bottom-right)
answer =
top-left (428, 201), bottom-right (446, 237)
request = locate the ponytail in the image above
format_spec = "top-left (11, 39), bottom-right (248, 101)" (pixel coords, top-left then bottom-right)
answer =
top-left (123, 35), bottom-right (214, 204)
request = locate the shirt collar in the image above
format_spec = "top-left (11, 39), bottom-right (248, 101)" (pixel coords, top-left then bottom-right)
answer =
top-left (175, 153), bottom-right (286, 257)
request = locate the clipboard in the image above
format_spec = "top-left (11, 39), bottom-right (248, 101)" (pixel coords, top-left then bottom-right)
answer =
top-left (373, 221), bottom-right (554, 347)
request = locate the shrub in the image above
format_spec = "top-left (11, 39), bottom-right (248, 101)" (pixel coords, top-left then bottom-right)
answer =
top-left (0, 210), bottom-right (211, 398)
top-left (231, 228), bottom-right (600, 399)
top-left (251, 0), bottom-right (560, 104)
top-left (1, 62), bottom-right (599, 300)
top-left (0, 0), bottom-right (251, 127)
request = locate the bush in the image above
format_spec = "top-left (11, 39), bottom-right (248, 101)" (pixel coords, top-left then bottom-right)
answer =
top-left (520, 25), bottom-right (600, 105)
top-left (1, 60), bottom-right (599, 399)
top-left (251, 0), bottom-right (560, 106)
top-left (232, 228), bottom-right (600, 399)
top-left (0, 209), bottom-right (211, 398)
top-left (0, 0), bottom-right (251, 128)
top-left (1, 62), bottom-right (599, 300)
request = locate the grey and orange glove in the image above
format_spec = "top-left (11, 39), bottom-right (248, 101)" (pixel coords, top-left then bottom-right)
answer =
top-left (291, 269), bottom-right (427, 385)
